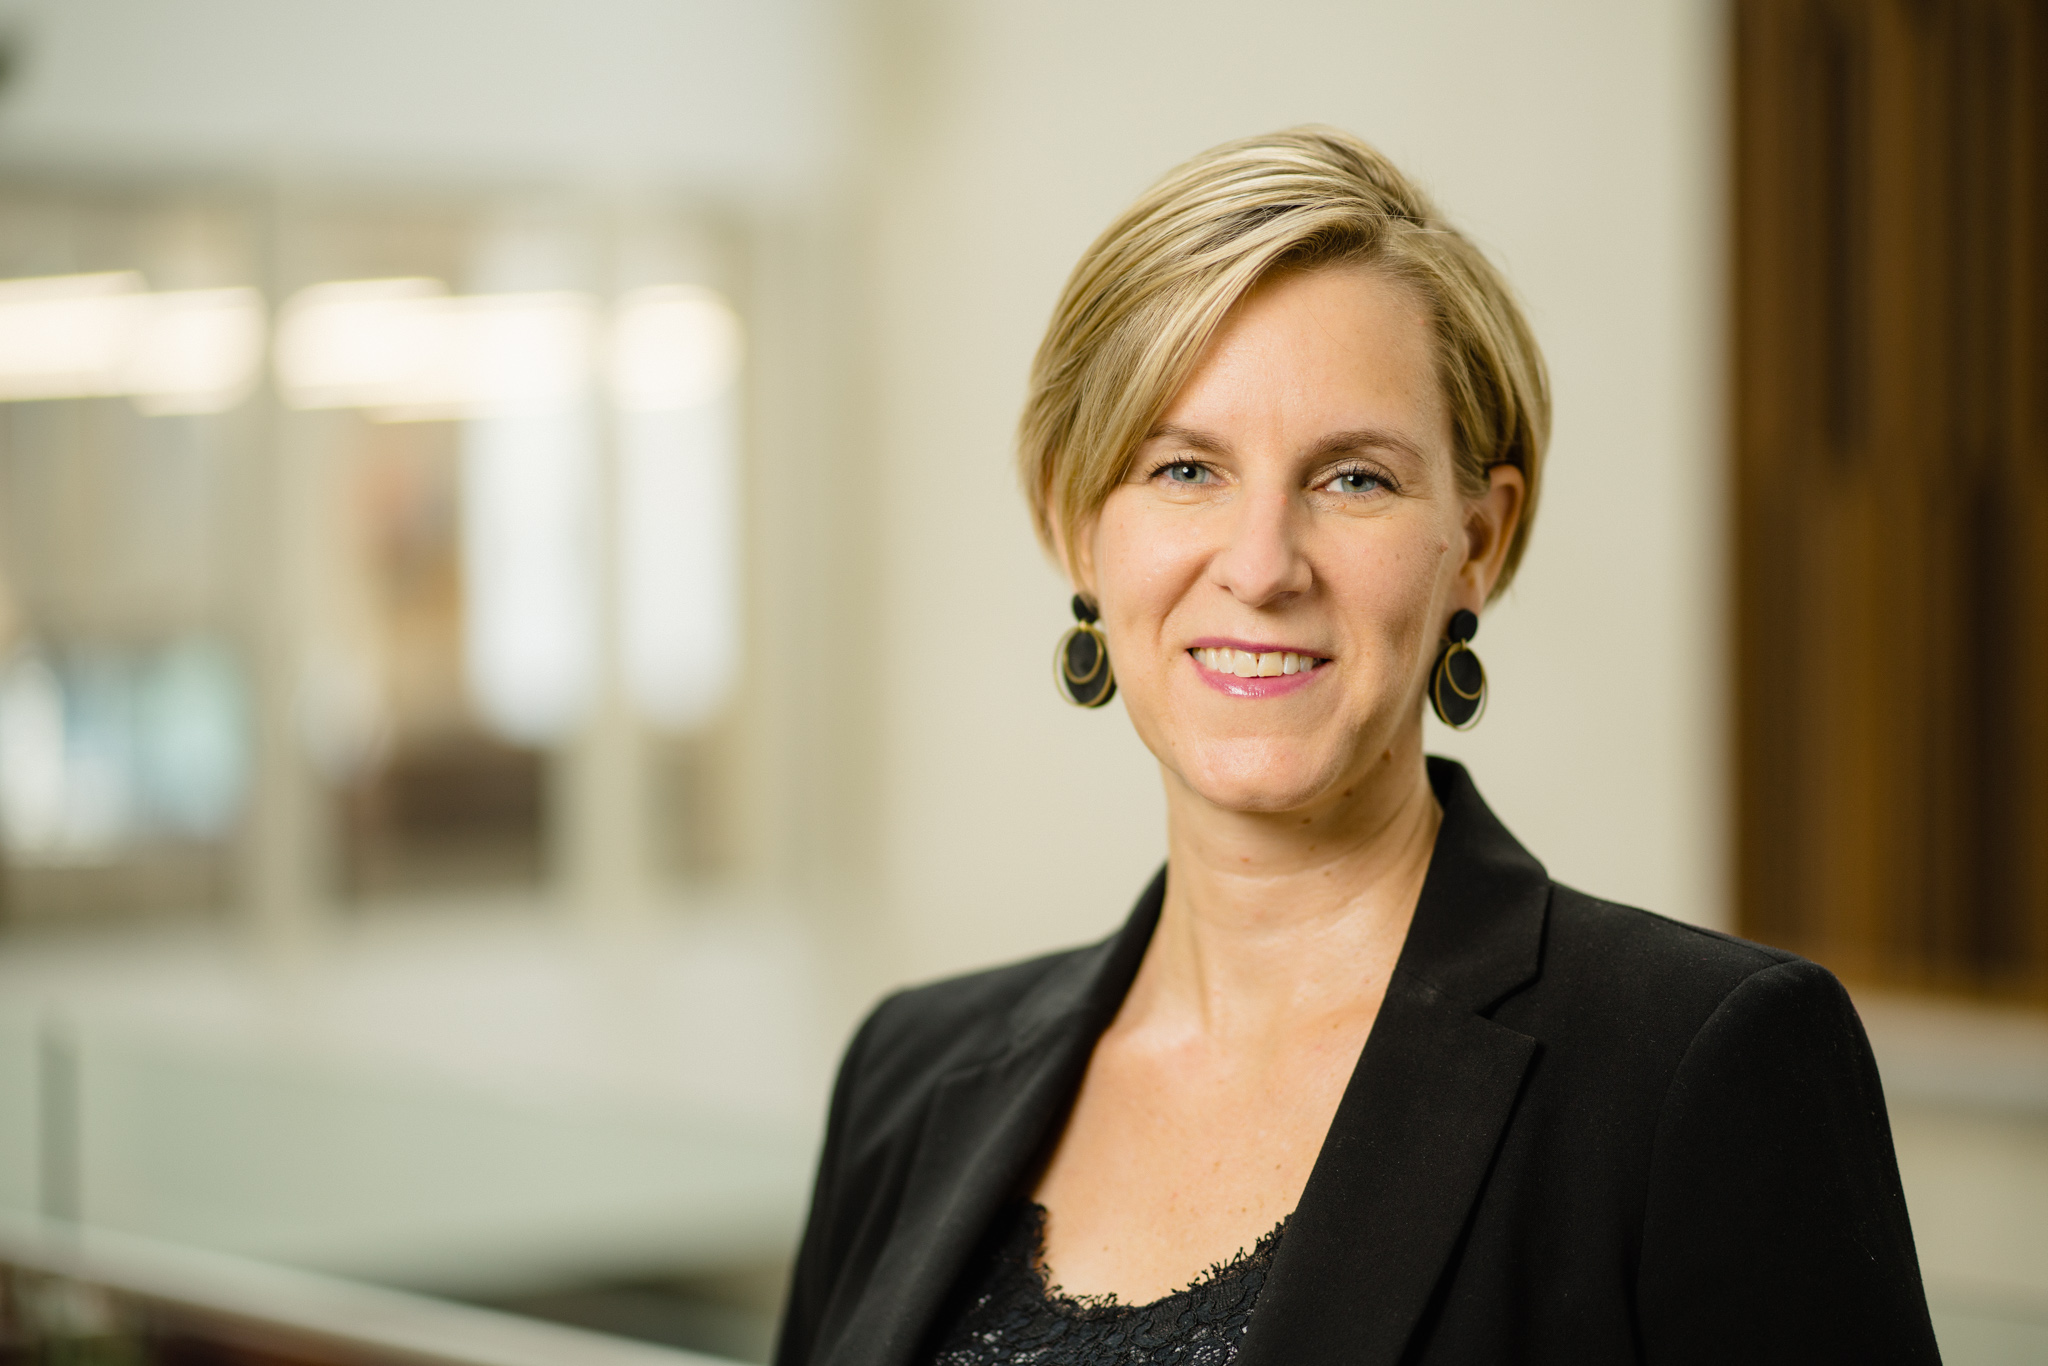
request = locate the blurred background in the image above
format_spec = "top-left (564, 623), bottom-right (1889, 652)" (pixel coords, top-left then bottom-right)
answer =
top-left (0, 0), bottom-right (2038, 1362)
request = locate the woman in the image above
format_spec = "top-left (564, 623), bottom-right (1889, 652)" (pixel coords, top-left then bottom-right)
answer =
top-left (776, 128), bottom-right (1939, 1366)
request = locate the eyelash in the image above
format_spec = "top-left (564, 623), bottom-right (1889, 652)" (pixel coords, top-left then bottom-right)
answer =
top-left (1142, 458), bottom-right (1398, 495)
top-left (1144, 458), bottom-right (1213, 484)
top-left (1323, 462), bottom-right (1395, 495)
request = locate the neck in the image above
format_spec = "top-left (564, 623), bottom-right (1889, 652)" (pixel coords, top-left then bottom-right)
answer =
top-left (1139, 734), bottom-right (1441, 1039)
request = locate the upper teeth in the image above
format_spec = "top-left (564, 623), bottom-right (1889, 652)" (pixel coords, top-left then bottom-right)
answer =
top-left (1193, 648), bottom-right (1318, 678)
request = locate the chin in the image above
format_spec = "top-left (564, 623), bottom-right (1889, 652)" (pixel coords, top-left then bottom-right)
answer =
top-left (1176, 738), bottom-right (1350, 815)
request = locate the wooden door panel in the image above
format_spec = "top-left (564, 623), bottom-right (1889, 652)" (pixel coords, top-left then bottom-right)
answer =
top-left (1735, 0), bottom-right (2047, 1002)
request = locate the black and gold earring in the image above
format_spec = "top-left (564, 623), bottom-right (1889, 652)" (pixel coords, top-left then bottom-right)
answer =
top-left (1430, 608), bottom-right (1486, 730)
top-left (1054, 595), bottom-right (1117, 708)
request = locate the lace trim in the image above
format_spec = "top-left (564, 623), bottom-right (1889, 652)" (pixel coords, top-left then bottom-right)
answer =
top-left (1021, 1202), bottom-right (1288, 1315)
top-left (926, 1199), bottom-right (1289, 1366)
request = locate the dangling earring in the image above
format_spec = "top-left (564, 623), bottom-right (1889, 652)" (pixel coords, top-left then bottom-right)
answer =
top-left (1054, 594), bottom-right (1117, 708)
top-left (1430, 608), bottom-right (1486, 730)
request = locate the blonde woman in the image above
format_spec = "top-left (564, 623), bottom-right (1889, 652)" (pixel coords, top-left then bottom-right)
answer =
top-left (776, 129), bottom-right (1938, 1366)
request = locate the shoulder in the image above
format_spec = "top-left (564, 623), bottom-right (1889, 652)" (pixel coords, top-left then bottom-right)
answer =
top-left (1508, 883), bottom-right (1862, 1086)
top-left (860, 947), bottom-right (1080, 1069)
top-left (1544, 883), bottom-right (1809, 1004)
top-left (834, 941), bottom-right (1102, 1136)
top-left (1543, 882), bottom-right (1799, 997)
top-left (1470, 890), bottom-right (1927, 1352)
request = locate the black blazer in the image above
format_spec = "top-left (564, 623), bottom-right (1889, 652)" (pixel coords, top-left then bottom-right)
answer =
top-left (777, 759), bottom-right (1940, 1365)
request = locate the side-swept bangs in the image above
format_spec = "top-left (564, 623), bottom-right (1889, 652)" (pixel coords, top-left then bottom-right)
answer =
top-left (1019, 126), bottom-right (1550, 597)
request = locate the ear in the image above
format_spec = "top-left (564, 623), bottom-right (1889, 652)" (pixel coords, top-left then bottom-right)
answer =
top-left (1457, 464), bottom-right (1526, 605)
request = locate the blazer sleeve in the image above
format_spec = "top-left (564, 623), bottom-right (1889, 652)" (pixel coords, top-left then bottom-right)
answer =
top-left (1635, 958), bottom-right (1941, 1364)
top-left (774, 998), bottom-right (889, 1366)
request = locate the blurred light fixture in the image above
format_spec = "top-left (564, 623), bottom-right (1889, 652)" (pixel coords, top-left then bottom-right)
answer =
top-left (0, 271), bottom-right (142, 401)
top-left (275, 278), bottom-right (598, 420)
top-left (273, 278), bottom-right (445, 411)
top-left (0, 271), bottom-right (264, 413)
top-left (612, 285), bottom-right (744, 731)
top-left (609, 285), bottom-right (742, 412)
top-left (126, 288), bottom-right (268, 414)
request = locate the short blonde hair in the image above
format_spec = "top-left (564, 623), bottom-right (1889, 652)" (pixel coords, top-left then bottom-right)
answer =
top-left (1019, 126), bottom-right (1550, 596)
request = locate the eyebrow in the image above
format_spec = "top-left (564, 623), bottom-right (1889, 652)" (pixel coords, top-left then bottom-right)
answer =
top-left (1146, 423), bottom-right (1427, 463)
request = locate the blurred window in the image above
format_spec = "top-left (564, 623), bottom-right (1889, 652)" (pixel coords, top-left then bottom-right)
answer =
top-left (0, 182), bottom-right (749, 923)
top-left (0, 188), bottom-right (264, 923)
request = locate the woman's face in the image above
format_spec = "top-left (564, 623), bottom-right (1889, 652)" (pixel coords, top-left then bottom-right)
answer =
top-left (1083, 264), bottom-right (1523, 816)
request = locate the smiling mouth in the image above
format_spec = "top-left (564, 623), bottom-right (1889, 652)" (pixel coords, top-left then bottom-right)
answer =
top-left (1190, 647), bottom-right (1330, 679)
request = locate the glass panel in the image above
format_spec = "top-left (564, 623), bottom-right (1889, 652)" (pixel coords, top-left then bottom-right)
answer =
top-left (0, 180), bottom-right (749, 920)
top-left (0, 186), bottom-right (262, 924)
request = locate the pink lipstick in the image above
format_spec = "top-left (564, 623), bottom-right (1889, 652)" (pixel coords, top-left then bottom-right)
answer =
top-left (1188, 641), bottom-right (1331, 698)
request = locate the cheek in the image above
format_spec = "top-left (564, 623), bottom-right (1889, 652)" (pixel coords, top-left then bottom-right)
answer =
top-left (1091, 494), bottom-right (1207, 615)
top-left (1330, 527), bottom-right (1455, 655)
top-left (1360, 527), bottom-right (1448, 596)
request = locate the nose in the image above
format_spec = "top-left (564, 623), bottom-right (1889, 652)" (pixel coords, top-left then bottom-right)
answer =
top-left (1208, 486), bottom-right (1311, 607)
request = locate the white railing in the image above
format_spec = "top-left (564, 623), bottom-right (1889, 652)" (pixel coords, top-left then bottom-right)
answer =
top-left (0, 1209), bottom-right (746, 1366)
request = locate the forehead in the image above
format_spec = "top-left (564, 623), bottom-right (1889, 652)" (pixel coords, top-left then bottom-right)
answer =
top-left (1160, 264), bottom-right (1447, 442)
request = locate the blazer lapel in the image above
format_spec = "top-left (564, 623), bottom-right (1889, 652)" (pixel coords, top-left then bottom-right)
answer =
top-left (1235, 972), bottom-right (1537, 1365)
top-left (823, 760), bottom-right (1544, 1366)
top-left (1238, 758), bottom-right (1550, 1366)
top-left (823, 872), bottom-right (1165, 1366)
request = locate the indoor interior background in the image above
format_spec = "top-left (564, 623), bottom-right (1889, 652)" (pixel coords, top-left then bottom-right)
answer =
top-left (0, 2), bottom-right (2038, 1363)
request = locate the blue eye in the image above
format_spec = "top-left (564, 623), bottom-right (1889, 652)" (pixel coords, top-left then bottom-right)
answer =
top-left (1163, 461), bottom-right (1209, 485)
top-left (1328, 468), bottom-right (1383, 494)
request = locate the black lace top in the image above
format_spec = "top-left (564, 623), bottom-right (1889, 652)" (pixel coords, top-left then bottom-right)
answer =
top-left (927, 1201), bottom-right (1288, 1366)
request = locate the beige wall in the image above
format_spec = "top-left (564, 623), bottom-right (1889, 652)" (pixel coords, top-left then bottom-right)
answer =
top-left (0, 0), bottom-right (1732, 988)
top-left (864, 0), bottom-right (1730, 982)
